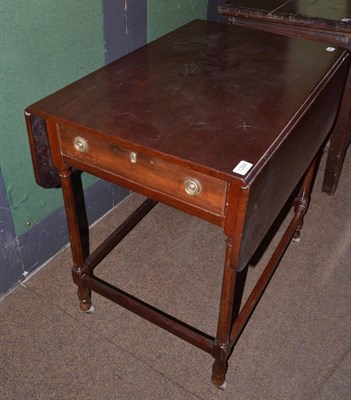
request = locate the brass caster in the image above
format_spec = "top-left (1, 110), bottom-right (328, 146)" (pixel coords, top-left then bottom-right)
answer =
top-left (218, 380), bottom-right (227, 390)
top-left (85, 305), bottom-right (95, 314)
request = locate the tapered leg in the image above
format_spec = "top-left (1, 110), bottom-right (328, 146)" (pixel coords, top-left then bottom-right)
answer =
top-left (71, 171), bottom-right (90, 260)
top-left (60, 168), bottom-right (92, 311)
top-left (293, 158), bottom-right (317, 241)
top-left (212, 238), bottom-right (237, 388)
top-left (231, 267), bottom-right (248, 325)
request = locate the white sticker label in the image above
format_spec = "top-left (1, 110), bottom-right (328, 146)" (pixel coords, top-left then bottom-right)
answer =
top-left (326, 47), bottom-right (336, 52)
top-left (233, 161), bottom-right (253, 175)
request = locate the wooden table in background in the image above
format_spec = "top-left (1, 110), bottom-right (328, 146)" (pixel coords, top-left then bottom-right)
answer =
top-left (25, 20), bottom-right (350, 388)
top-left (219, 0), bottom-right (351, 195)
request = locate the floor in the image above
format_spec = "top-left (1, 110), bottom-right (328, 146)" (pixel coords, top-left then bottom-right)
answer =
top-left (1, 150), bottom-right (350, 400)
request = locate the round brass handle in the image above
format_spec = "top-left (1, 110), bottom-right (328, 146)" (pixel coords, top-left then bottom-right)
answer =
top-left (73, 137), bottom-right (88, 153)
top-left (184, 178), bottom-right (202, 196)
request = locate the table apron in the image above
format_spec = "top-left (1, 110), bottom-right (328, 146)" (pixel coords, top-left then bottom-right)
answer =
top-left (57, 124), bottom-right (229, 226)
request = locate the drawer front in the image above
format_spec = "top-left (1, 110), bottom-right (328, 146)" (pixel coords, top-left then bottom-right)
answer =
top-left (58, 125), bottom-right (227, 217)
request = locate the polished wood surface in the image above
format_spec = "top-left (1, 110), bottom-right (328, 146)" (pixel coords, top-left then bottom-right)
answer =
top-left (220, 0), bottom-right (351, 46)
top-left (219, 0), bottom-right (351, 194)
top-left (25, 20), bottom-right (350, 388)
top-left (27, 20), bottom-right (347, 170)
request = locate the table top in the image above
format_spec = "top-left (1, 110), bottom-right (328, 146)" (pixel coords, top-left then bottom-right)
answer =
top-left (219, 0), bottom-right (351, 32)
top-left (27, 20), bottom-right (346, 185)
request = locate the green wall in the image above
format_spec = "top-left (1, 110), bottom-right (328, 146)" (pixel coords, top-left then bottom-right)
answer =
top-left (0, 0), bottom-right (208, 237)
top-left (148, 0), bottom-right (208, 42)
top-left (0, 0), bottom-right (104, 235)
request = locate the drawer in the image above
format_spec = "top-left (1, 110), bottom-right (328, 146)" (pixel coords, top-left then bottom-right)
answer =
top-left (58, 125), bottom-right (227, 217)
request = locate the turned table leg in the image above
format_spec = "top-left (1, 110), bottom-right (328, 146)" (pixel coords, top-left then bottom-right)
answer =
top-left (293, 158), bottom-right (317, 242)
top-left (211, 238), bottom-right (237, 389)
top-left (60, 168), bottom-right (93, 312)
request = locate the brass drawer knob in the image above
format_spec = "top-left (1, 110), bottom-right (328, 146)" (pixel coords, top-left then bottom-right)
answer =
top-left (184, 178), bottom-right (202, 196)
top-left (73, 137), bottom-right (88, 152)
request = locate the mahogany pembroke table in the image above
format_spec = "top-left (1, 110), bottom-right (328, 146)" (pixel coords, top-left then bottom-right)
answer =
top-left (25, 21), bottom-right (350, 388)
top-left (219, 0), bottom-right (351, 195)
